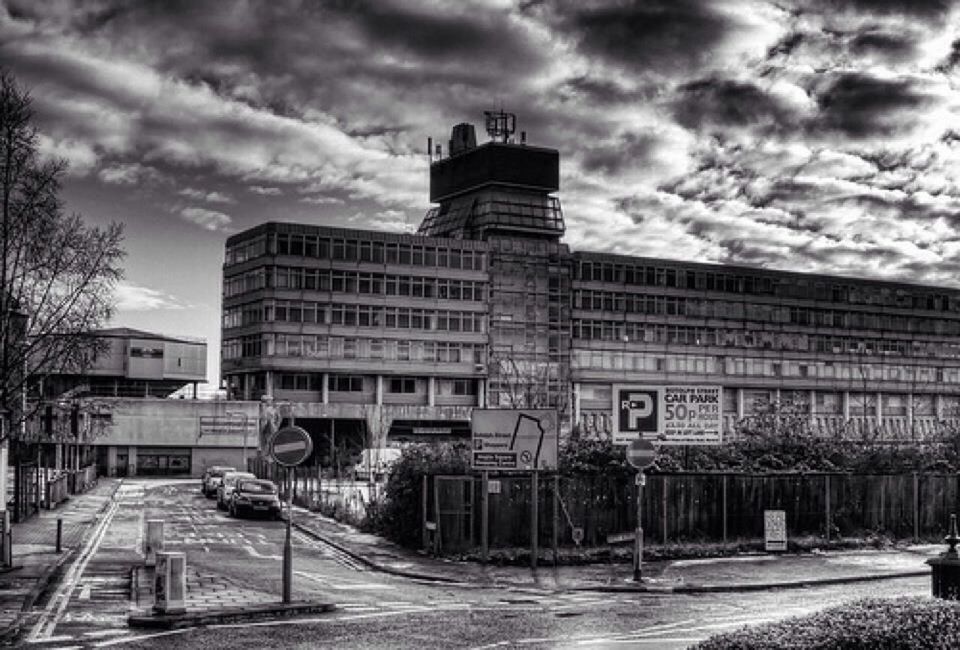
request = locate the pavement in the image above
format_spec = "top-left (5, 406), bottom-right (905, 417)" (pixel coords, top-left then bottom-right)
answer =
top-left (290, 503), bottom-right (941, 594)
top-left (0, 477), bottom-right (120, 641)
top-left (0, 478), bottom-right (947, 640)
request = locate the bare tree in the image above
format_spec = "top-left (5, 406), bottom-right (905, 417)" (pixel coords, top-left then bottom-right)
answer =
top-left (0, 70), bottom-right (125, 439)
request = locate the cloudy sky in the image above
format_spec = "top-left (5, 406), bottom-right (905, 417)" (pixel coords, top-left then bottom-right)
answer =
top-left (3, 0), bottom-right (960, 385)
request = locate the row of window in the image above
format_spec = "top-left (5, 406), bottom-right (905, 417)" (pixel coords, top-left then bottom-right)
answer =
top-left (223, 335), bottom-right (485, 364)
top-left (572, 320), bottom-right (960, 359)
top-left (570, 350), bottom-right (960, 384)
top-left (224, 302), bottom-right (485, 333)
top-left (224, 235), bottom-right (267, 266)
top-left (575, 260), bottom-right (959, 312)
top-left (272, 233), bottom-right (487, 270)
top-left (574, 291), bottom-right (960, 335)
top-left (273, 373), bottom-right (477, 395)
top-left (224, 266), bottom-right (487, 300)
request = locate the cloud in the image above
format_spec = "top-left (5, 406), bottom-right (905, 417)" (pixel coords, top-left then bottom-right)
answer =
top-left (671, 78), bottom-right (807, 135)
top-left (97, 162), bottom-right (166, 186)
top-left (178, 187), bottom-right (235, 204)
top-left (180, 206), bottom-right (232, 231)
top-left (807, 72), bottom-right (942, 139)
top-left (300, 195), bottom-right (345, 205)
top-left (115, 281), bottom-right (186, 311)
top-left (35, 133), bottom-right (98, 176)
top-left (248, 185), bottom-right (282, 195)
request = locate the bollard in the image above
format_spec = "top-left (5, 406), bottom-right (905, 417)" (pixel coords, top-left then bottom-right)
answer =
top-left (153, 551), bottom-right (186, 615)
top-left (928, 513), bottom-right (960, 599)
top-left (0, 510), bottom-right (10, 567)
top-left (55, 518), bottom-right (62, 553)
top-left (143, 519), bottom-right (164, 568)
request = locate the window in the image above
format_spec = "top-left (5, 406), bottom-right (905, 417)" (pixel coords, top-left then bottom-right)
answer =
top-left (452, 379), bottom-right (475, 395)
top-left (330, 375), bottom-right (363, 392)
top-left (389, 377), bottom-right (416, 393)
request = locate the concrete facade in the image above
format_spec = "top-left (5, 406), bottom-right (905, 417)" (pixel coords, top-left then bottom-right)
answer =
top-left (220, 119), bottom-right (960, 445)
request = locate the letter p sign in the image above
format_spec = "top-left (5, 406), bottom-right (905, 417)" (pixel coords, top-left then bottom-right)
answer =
top-left (616, 387), bottom-right (659, 438)
top-left (623, 393), bottom-right (654, 428)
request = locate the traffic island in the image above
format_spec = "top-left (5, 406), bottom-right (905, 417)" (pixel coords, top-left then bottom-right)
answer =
top-left (127, 601), bottom-right (337, 630)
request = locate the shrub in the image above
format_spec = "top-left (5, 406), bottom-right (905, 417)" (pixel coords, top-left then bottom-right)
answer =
top-left (373, 442), bottom-right (470, 548)
top-left (693, 597), bottom-right (960, 649)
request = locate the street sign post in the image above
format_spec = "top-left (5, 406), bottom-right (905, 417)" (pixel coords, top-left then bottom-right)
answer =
top-left (626, 439), bottom-right (656, 582)
top-left (269, 426), bottom-right (313, 604)
top-left (612, 384), bottom-right (722, 446)
top-left (471, 410), bottom-right (559, 570)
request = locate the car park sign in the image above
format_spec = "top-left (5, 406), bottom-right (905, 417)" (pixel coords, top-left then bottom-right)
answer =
top-left (613, 384), bottom-right (722, 446)
top-left (270, 425), bottom-right (313, 467)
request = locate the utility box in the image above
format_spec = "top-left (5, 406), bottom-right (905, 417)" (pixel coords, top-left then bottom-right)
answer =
top-left (153, 551), bottom-right (187, 615)
top-left (143, 519), bottom-right (164, 567)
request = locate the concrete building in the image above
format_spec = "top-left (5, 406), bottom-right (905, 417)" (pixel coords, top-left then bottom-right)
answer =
top-left (221, 114), bottom-right (960, 454)
top-left (32, 328), bottom-right (257, 477)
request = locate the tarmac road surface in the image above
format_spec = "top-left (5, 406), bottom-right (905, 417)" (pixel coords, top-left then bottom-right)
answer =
top-left (16, 480), bottom-right (930, 649)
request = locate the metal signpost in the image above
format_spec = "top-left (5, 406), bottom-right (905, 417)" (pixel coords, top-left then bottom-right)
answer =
top-left (471, 409), bottom-right (559, 569)
top-left (612, 384), bottom-right (722, 446)
top-left (269, 425), bottom-right (313, 604)
top-left (626, 439), bottom-right (657, 582)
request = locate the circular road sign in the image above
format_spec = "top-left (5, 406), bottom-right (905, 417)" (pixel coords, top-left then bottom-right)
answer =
top-left (270, 425), bottom-right (313, 467)
top-left (626, 439), bottom-right (657, 470)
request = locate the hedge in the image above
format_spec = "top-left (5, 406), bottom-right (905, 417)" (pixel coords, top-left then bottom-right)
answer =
top-left (693, 597), bottom-right (960, 649)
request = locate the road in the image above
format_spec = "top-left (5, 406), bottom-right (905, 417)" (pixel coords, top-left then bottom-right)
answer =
top-left (18, 479), bottom-right (929, 649)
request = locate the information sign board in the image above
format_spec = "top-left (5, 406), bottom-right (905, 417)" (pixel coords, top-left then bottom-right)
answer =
top-left (471, 409), bottom-right (558, 471)
top-left (612, 384), bottom-right (722, 446)
top-left (764, 509), bottom-right (787, 552)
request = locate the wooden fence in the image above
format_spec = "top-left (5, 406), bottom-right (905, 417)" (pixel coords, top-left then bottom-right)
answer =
top-left (424, 472), bottom-right (960, 553)
top-left (244, 459), bottom-right (960, 554)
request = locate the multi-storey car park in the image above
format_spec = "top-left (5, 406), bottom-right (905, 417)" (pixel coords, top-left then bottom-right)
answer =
top-left (221, 114), bottom-right (960, 457)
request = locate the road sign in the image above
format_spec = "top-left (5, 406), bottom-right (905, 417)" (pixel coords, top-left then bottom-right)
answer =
top-left (270, 426), bottom-right (313, 467)
top-left (626, 439), bottom-right (657, 469)
top-left (612, 384), bottom-right (722, 446)
top-left (572, 527), bottom-right (584, 546)
top-left (471, 409), bottom-right (558, 471)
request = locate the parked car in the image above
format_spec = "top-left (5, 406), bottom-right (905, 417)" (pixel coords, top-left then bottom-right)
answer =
top-left (217, 471), bottom-right (256, 510)
top-left (201, 466), bottom-right (236, 497)
top-left (353, 448), bottom-right (402, 482)
top-left (229, 479), bottom-right (282, 519)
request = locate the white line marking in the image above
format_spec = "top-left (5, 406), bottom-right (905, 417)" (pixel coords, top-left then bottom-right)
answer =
top-left (82, 629), bottom-right (130, 638)
top-left (29, 498), bottom-right (121, 641)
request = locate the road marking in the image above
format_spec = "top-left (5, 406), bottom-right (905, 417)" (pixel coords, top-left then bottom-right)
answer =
top-left (28, 497), bottom-right (121, 641)
top-left (244, 544), bottom-right (280, 561)
top-left (82, 629), bottom-right (129, 638)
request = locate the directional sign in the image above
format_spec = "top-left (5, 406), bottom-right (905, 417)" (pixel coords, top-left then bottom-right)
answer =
top-left (613, 384), bottom-right (722, 446)
top-left (626, 439), bottom-right (657, 469)
top-left (270, 426), bottom-right (313, 467)
top-left (471, 409), bottom-right (558, 471)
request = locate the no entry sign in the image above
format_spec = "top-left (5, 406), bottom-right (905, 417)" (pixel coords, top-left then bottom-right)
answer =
top-left (270, 426), bottom-right (313, 467)
top-left (626, 439), bottom-right (657, 470)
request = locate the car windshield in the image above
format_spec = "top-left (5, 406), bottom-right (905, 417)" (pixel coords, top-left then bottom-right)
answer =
top-left (238, 480), bottom-right (276, 494)
top-left (210, 468), bottom-right (235, 478)
top-left (225, 473), bottom-right (255, 484)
